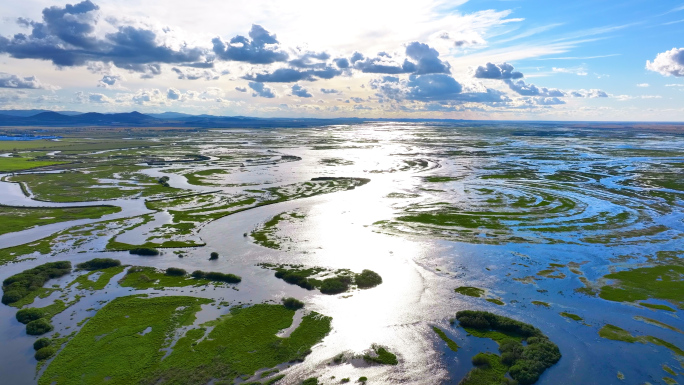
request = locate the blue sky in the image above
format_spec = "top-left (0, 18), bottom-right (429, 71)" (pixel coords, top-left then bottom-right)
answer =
top-left (0, 0), bottom-right (683, 121)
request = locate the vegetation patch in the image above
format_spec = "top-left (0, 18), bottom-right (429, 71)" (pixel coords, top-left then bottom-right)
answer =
top-left (282, 297), bottom-right (305, 310)
top-left (455, 286), bottom-right (485, 298)
top-left (2, 261), bottom-right (71, 305)
top-left (261, 264), bottom-right (382, 295)
top-left (119, 266), bottom-right (211, 289)
top-left (559, 312), bottom-right (583, 322)
top-left (362, 345), bottom-right (398, 365)
top-left (598, 324), bottom-right (684, 357)
top-left (76, 258), bottom-right (121, 271)
top-left (0, 205), bottom-right (121, 236)
top-left (456, 310), bottom-right (561, 385)
top-left (69, 265), bottom-right (126, 291)
top-left (432, 326), bottom-right (459, 352)
top-left (598, 265), bottom-right (684, 309)
top-left (129, 248), bottom-right (160, 256)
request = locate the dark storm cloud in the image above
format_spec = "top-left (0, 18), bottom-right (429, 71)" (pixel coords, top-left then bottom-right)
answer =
top-left (291, 84), bottom-right (312, 98)
top-left (0, 0), bottom-right (207, 75)
top-left (504, 79), bottom-right (565, 97)
top-left (474, 62), bottom-right (523, 80)
top-left (243, 66), bottom-right (342, 83)
top-left (405, 74), bottom-right (462, 101)
top-left (212, 25), bottom-right (288, 64)
top-left (248, 81), bottom-right (275, 98)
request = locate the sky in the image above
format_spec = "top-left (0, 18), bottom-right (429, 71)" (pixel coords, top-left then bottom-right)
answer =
top-left (0, 0), bottom-right (683, 121)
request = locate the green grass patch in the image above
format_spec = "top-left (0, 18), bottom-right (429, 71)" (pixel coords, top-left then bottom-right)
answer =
top-left (0, 157), bottom-right (67, 172)
top-left (118, 267), bottom-right (210, 289)
top-left (69, 265), bottom-right (126, 291)
top-left (455, 286), bottom-right (485, 298)
top-left (640, 302), bottom-right (676, 312)
top-left (0, 236), bottom-right (54, 266)
top-left (560, 312), bottom-right (583, 322)
top-left (39, 295), bottom-right (211, 385)
top-left (486, 298), bottom-right (505, 306)
top-left (0, 205), bottom-right (120, 236)
top-left (432, 326), bottom-right (459, 352)
top-left (598, 265), bottom-right (684, 309)
top-left (598, 324), bottom-right (684, 357)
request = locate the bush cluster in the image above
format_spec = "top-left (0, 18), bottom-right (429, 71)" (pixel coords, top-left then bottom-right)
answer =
top-left (16, 308), bottom-right (45, 324)
top-left (507, 337), bottom-right (561, 384)
top-left (355, 269), bottom-right (382, 289)
top-left (281, 297), bottom-right (305, 310)
top-left (319, 276), bottom-right (351, 294)
top-left (129, 248), bottom-right (159, 256)
top-left (165, 267), bottom-right (187, 276)
top-left (274, 270), bottom-right (315, 290)
top-left (2, 261), bottom-right (72, 305)
top-left (209, 252), bottom-right (219, 260)
top-left (76, 258), bottom-right (121, 271)
top-left (34, 346), bottom-right (56, 361)
top-left (471, 353), bottom-right (491, 367)
top-left (456, 310), bottom-right (561, 385)
top-left (191, 270), bottom-right (241, 283)
top-left (33, 337), bottom-right (51, 351)
top-left (26, 318), bottom-right (53, 335)
top-left (455, 310), bottom-right (542, 338)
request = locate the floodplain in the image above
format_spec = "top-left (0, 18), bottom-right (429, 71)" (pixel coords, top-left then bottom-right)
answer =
top-left (0, 122), bottom-right (682, 385)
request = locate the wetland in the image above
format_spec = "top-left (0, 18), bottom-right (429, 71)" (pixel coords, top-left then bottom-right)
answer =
top-left (0, 122), bottom-right (682, 385)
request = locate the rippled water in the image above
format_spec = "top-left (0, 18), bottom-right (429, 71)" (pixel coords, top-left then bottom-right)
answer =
top-left (0, 122), bottom-right (682, 384)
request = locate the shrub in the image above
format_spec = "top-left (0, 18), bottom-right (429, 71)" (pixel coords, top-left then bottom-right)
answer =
top-left (471, 353), bottom-right (491, 367)
top-left (33, 337), bottom-right (51, 351)
top-left (363, 345), bottom-right (398, 365)
top-left (282, 297), bottom-right (305, 310)
top-left (355, 269), bottom-right (382, 289)
top-left (274, 270), bottom-right (315, 290)
top-left (319, 277), bottom-right (349, 295)
top-left (16, 308), bottom-right (45, 324)
top-left (129, 248), bottom-right (159, 256)
top-left (165, 267), bottom-right (187, 276)
top-left (209, 252), bottom-right (219, 260)
top-left (358, 377), bottom-right (368, 383)
top-left (302, 378), bottom-right (318, 385)
top-left (191, 270), bottom-right (241, 284)
top-left (26, 318), bottom-right (53, 335)
top-left (76, 258), bottom-right (121, 271)
top-left (34, 346), bottom-right (56, 361)
top-left (2, 261), bottom-right (72, 305)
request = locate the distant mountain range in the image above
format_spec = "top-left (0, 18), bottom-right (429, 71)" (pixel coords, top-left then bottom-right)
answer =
top-left (0, 110), bottom-right (380, 128)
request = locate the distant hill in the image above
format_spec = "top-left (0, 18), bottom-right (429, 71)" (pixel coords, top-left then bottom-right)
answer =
top-left (0, 109), bottom-right (83, 117)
